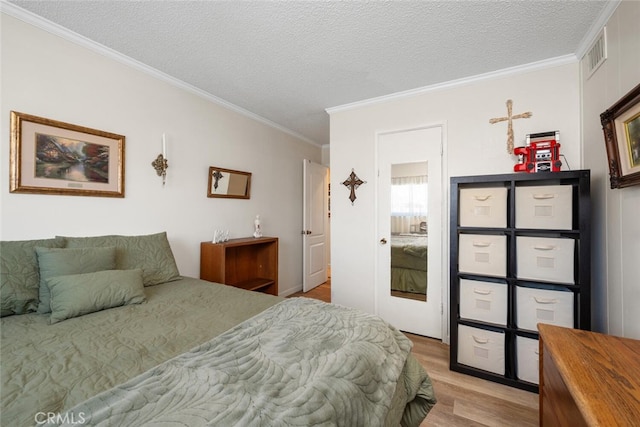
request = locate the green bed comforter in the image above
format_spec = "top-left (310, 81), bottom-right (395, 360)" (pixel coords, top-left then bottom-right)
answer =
top-left (1, 278), bottom-right (435, 426)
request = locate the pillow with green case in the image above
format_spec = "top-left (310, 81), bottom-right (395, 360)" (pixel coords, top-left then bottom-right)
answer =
top-left (0, 238), bottom-right (65, 317)
top-left (58, 232), bottom-right (180, 286)
top-left (36, 246), bottom-right (117, 314)
top-left (47, 269), bottom-right (146, 324)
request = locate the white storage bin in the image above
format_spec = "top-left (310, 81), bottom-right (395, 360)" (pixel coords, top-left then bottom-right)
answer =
top-left (516, 236), bottom-right (575, 284)
top-left (516, 185), bottom-right (572, 230)
top-left (516, 336), bottom-right (539, 384)
top-left (516, 286), bottom-right (574, 331)
top-left (459, 279), bottom-right (507, 325)
top-left (459, 234), bottom-right (507, 277)
top-left (457, 325), bottom-right (505, 375)
top-left (459, 187), bottom-right (508, 228)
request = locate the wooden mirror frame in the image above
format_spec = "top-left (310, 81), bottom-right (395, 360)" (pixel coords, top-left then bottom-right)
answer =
top-left (207, 166), bottom-right (251, 199)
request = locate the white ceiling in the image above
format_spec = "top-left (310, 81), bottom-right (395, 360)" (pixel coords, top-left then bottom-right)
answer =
top-left (7, 1), bottom-right (613, 146)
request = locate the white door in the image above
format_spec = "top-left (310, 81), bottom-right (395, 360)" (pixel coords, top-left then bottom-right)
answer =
top-left (376, 126), bottom-right (443, 338)
top-left (303, 159), bottom-right (329, 292)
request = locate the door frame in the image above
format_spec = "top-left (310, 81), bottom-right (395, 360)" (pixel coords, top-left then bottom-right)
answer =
top-left (374, 122), bottom-right (450, 344)
top-left (302, 159), bottom-right (329, 292)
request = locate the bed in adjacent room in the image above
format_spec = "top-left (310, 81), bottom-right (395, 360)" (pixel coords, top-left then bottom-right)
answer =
top-left (390, 234), bottom-right (428, 296)
top-left (1, 232), bottom-right (436, 426)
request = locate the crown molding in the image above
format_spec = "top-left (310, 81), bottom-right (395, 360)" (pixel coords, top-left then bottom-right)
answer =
top-left (0, 1), bottom-right (320, 147)
top-left (326, 54), bottom-right (578, 114)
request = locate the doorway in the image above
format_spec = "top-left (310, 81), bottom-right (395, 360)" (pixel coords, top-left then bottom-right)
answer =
top-left (376, 126), bottom-right (444, 338)
top-left (302, 159), bottom-right (329, 292)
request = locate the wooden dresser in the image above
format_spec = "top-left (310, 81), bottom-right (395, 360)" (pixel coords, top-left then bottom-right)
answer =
top-left (538, 324), bottom-right (640, 426)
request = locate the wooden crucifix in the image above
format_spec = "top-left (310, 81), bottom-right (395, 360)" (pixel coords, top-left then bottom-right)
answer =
top-left (489, 99), bottom-right (532, 154)
top-left (342, 169), bottom-right (365, 205)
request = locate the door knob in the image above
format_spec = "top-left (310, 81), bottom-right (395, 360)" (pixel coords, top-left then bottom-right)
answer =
top-left (380, 238), bottom-right (388, 244)
top-left (301, 230), bottom-right (312, 235)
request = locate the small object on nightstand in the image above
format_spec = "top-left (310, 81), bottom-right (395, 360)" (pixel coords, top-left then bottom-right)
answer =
top-left (212, 230), bottom-right (229, 243)
top-left (253, 215), bottom-right (262, 238)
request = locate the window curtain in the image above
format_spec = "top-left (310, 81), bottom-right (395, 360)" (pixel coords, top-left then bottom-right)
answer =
top-left (391, 175), bottom-right (428, 234)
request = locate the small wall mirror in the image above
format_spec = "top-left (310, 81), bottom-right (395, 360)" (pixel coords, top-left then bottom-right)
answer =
top-left (207, 166), bottom-right (251, 199)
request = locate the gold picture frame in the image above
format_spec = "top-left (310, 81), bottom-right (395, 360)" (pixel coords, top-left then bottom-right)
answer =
top-left (10, 111), bottom-right (125, 197)
top-left (601, 83), bottom-right (640, 189)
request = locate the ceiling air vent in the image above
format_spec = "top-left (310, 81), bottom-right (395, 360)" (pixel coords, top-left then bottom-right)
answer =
top-left (586, 27), bottom-right (607, 78)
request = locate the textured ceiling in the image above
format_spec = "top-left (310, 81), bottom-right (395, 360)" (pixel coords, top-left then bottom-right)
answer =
top-left (8, 1), bottom-right (611, 146)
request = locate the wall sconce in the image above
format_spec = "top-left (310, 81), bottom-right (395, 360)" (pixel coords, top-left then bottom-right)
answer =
top-left (151, 133), bottom-right (169, 186)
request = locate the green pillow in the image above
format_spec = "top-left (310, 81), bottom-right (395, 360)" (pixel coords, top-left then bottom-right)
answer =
top-left (0, 238), bottom-right (64, 317)
top-left (59, 232), bottom-right (180, 286)
top-left (36, 246), bottom-right (117, 314)
top-left (47, 269), bottom-right (146, 324)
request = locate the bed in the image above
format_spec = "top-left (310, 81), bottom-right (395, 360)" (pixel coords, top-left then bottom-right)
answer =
top-left (390, 234), bottom-right (428, 295)
top-left (1, 232), bottom-right (436, 426)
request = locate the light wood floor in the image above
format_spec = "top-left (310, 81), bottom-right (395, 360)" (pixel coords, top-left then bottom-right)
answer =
top-left (289, 282), bottom-right (539, 426)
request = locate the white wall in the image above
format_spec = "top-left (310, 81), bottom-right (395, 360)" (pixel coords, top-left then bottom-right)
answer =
top-left (581, 0), bottom-right (640, 338)
top-left (329, 61), bottom-right (582, 336)
top-left (0, 13), bottom-right (322, 296)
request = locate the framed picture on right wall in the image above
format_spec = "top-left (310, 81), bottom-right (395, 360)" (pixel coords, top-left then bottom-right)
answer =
top-left (601, 83), bottom-right (640, 189)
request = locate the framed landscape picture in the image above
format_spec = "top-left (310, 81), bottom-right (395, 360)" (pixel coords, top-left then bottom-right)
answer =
top-left (10, 111), bottom-right (125, 197)
top-left (601, 83), bottom-right (640, 189)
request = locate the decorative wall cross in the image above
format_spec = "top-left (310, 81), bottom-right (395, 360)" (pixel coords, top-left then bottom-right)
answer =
top-left (342, 169), bottom-right (366, 205)
top-left (489, 99), bottom-right (532, 154)
top-left (211, 170), bottom-right (224, 190)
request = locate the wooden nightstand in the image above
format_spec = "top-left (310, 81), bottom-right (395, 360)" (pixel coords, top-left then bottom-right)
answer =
top-left (200, 237), bottom-right (278, 295)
